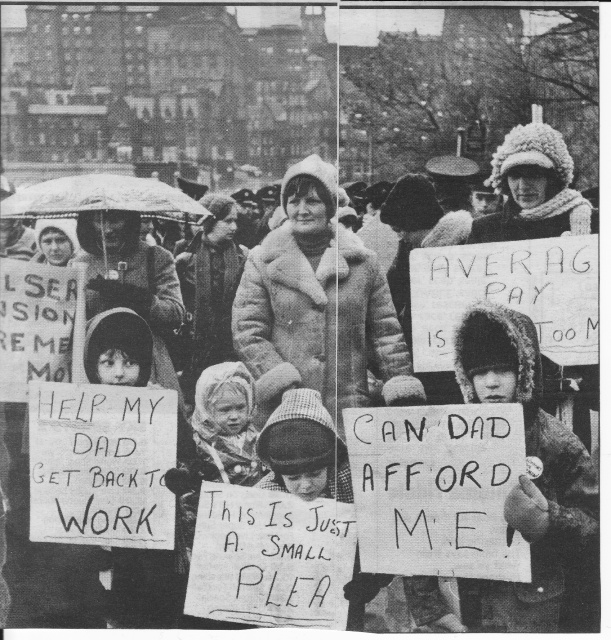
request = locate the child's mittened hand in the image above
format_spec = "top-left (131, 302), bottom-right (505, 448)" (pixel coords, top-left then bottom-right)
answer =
top-left (164, 467), bottom-right (193, 497)
top-left (504, 474), bottom-right (549, 543)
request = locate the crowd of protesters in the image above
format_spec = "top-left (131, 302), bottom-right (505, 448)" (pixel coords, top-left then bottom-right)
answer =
top-left (0, 121), bottom-right (599, 632)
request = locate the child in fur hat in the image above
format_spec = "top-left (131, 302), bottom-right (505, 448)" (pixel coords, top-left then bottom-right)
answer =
top-left (469, 123), bottom-right (592, 243)
top-left (411, 301), bottom-right (599, 632)
top-left (256, 388), bottom-right (393, 631)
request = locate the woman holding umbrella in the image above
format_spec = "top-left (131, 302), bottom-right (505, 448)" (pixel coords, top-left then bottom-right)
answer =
top-left (2, 174), bottom-right (212, 396)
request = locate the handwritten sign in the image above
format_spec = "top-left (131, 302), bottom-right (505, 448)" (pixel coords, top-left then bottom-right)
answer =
top-left (343, 405), bottom-right (531, 582)
top-left (0, 259), bottom-right (86, 401)
top-left (410, 235), bottom-right (598, 371)
top-left (29, 381), bottom-right (176, 549)
top-left (184, 482), bottom-right (358, 629)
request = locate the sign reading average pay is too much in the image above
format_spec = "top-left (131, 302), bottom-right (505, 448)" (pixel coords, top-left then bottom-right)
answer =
top-left (185, 482), bottom-right (357, 630)
top-left (29, 381), bottom-right (177, 549)
top-left (343, 404), bottom-right (531, 582)
top-left (410, 235), bottom-right (598, 372)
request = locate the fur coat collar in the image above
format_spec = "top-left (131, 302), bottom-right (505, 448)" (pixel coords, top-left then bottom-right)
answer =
top-left (255, 221), bottom-right (370, 306)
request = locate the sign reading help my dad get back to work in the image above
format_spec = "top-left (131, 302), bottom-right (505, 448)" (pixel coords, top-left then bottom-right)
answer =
top-left (410, 235), bottom-right (598, 372)
top-left (0, 259), bottom-right (83, 401)
top-left (29, 382), bottom-right (177, 549)
top-left (343, 404), bottom-right (531, 582)
top-left (184, 482), bottom-right (357, 630)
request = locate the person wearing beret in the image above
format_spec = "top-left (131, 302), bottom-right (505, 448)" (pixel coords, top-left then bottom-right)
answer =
top-left (231, 188), bottom-right (261, 249)
top-left (175, 193), bottom-right (248, 401)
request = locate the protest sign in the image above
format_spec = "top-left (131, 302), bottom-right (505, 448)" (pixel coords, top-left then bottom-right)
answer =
top-left (410, 235), bottom-right (598, 372)
top-left (184, 482), bottom-right (357, 629)
top-left (343, 404), bottom-right (531, 582)
top-left (0, 259), bottom-right (85, 401)
top-left (29, 381), bottom-right (176, 549)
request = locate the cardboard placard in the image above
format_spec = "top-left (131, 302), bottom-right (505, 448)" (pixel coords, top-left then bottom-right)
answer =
top-left (410, 235), bottom-right (598, 372)
top-left (0, 259), bottom-right (85, 401)
top-left (184, 482), bottom-right (358, 629)
top-left (29, 381), bottom-right (177, 549)
top-left (343, 404), bottom-right (531, 582)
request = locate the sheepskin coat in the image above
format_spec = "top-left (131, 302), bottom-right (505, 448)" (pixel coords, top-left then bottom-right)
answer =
top-left (232, 221), bottom-right (419, 438)
top-left (453, 302), bottom-right (599, 631)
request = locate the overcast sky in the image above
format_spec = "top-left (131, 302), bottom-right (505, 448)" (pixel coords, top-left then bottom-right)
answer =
top-left (0, 5), bottom-right (569, 46)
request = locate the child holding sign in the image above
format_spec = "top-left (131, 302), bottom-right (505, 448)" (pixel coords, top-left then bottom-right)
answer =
top-left (164, 361), bottom-right (264, 629)
top-left (84, 307), bottom-right (191, 628)
top-left (446, 301), bottom-right (599, 632)
top-left (256, 388), bottom-right (392, 631)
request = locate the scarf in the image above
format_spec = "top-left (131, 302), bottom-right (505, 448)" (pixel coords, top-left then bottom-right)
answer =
top-left (517, 188), bottom-right (592, 234)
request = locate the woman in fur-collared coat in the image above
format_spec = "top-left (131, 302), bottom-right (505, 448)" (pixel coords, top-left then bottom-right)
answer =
top-left (232, 155), bottom-right (426, 438)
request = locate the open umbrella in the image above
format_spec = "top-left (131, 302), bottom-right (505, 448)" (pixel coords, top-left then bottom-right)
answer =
top-left (0, 173), bottom-right (213, 222)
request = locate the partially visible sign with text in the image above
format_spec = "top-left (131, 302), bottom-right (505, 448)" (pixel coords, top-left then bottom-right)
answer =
top-left (410, 235), bottom-right (598, 371)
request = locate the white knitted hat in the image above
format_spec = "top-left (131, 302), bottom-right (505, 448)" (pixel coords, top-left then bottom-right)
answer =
top-left (487, 123), bottom-right (574, 193)
top-left (281, 154), bottom-right (338, 213)
top-left (35, 217), bottom-right (79, 254)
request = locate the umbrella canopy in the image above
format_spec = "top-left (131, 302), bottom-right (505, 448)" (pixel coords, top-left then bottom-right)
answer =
top-left (0, 173), bottom-right (213, 222)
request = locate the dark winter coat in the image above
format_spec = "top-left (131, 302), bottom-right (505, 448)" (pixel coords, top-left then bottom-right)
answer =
top-left (232, 221), bottom-right (423, 438)
top-left (452, 301), bottom-right (599, 632)
top-left (175, 233), bottom-right (246, 388)
top-left (72, 215), bottom-right (185, 334)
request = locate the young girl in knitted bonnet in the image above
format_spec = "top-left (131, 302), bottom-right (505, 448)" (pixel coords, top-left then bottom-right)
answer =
top-left (468, 122), bottom-right (592, 243)
top-left (189, 361), bottom-right (263, 486)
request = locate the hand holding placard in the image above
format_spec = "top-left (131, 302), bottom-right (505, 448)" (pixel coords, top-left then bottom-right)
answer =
top-left (343, 404), bottom-right (531, 582)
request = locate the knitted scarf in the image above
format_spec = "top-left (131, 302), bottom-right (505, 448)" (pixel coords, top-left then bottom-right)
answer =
top-left (517, 188), bottom-right (592, 235)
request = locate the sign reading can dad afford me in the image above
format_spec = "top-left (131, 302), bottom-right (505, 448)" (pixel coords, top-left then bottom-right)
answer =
top-left (0, 259), bottom-right (81, 401)
top-left (343, 404), bottom-right (531, 582)
top-left (184, 482), bottom-right (357, 630)
top-left (410, 235), bottom-right (598, 372)
top-left (29, 381), bottom-right (176, 549)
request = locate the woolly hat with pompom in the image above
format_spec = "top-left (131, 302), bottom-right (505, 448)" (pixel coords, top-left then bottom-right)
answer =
top-left (487, 123), bottom-right (574, 193)
top-left (256, 388), bottom-right (347, 475)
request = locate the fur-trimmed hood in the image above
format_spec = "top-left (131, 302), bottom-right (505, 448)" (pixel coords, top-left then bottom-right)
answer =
top-left (454, 301), bottom-right (542, 414)
top-left (253, 218), bottom-right (371, 307)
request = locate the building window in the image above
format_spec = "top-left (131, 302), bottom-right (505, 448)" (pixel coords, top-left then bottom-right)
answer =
top-left (62, 26), bottom-right (69, 35)
top-left (126, 52), bottom-right (133, 60)
top-left (85, 26), bottom-right (92, 34)
top-left (135, 25), bottom-right (143, 34)
top-left (62, 13), bottom-right (68, 21)
top-left (72, 14), bottom-right (79, 20)
top-left (32, 24), bottom-right (38, 33)
top-left (44, 24), bottom-right (51, 33)
top-left (74, 26), bottom-right (80, 34)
